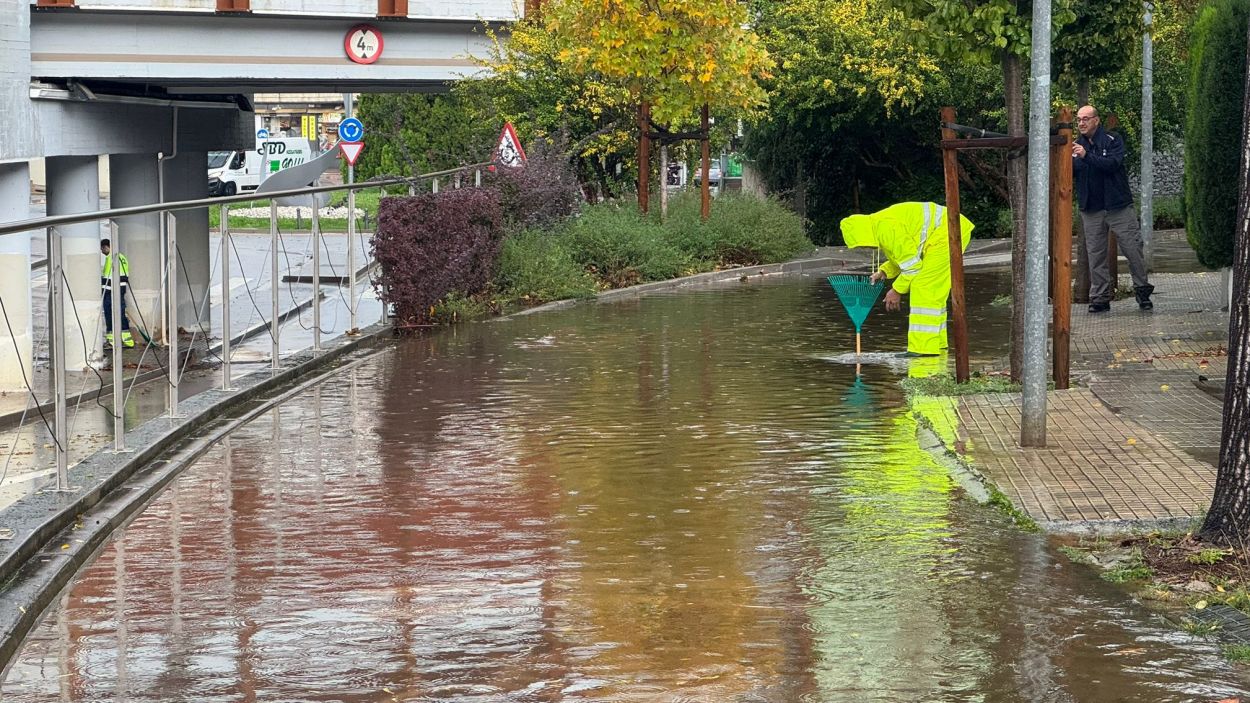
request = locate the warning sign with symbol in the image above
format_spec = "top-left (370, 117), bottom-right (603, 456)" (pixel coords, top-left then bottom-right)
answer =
top-left (345, 25), bottom-right (383, 65)
top-left (495, 123), bottom-right (526, 168)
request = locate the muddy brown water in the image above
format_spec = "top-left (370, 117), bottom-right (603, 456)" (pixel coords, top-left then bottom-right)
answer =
top-left (2, 274), bottom-right (1247, 702)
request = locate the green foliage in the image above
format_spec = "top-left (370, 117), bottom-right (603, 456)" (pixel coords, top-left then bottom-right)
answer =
top-left (745, 0), bottom-right (1010, 243)
top-left (1188, 548), bottom-right (1231, 565)
top-left (1153, 195), bottom-right (1185, 230)
top-left (1224, 644), bottom-right (1250, 662)
top-left (351, 92), bottom-right (498, 182)
top-left (900, 373), bottom-right (1021, 397)
top-left (1053, 0), bottom-right (1143, 88)
top-left (986, 485), bottom-right (1041, 532)
top-left (495, 228), bottom-right (598, 304)
top-left (1101, 549), bottom-right (1154, 583)
top-left (1185, 0), bottom-right (1249, 270)
top-left (563, 205), bottom-right (691, 287)
top-left (1180, 618), bottom-right (1221, 637)
top-left (1058, 544), bottom-right (1096, 565)
top-left (661, 192), bottom-right (811, 267)
top-left (889, 0), bottom-right (1076, 64)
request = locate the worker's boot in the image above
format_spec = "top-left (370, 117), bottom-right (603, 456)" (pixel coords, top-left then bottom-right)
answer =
top-left (104, 332), bottom-right (113, 349)
top-left (1135, 284), bottom-right (1155, 311)
top-left (121, 330), bottom-right (136, 348)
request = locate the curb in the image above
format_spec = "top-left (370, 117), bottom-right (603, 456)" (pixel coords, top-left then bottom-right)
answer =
top-left (0, 323), bottom-right (394, 676)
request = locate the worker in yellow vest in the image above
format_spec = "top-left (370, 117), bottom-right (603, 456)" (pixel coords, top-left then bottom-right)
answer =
top-left (839, 202), bottom-right (974, 356)
top-left (100, 238), bottom-right (135, 349)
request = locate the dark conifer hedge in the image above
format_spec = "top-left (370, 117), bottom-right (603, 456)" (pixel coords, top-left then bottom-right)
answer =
top-left (1185, 0), bottom-right (1250, 269)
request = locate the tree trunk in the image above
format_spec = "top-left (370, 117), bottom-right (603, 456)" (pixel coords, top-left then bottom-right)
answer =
top-left (1004, 52), bottom-right (1028, 383)
top-left (1074, 77), bottom-right (1091, 303)
top-left (638, 100), bottom-right (651, 214)
top-left (660, 144), bottom-right (669, 220)
top-left (701, 104), bottom-right (711, 220)
top-left (1199, 17), bottom-right (1250, 544)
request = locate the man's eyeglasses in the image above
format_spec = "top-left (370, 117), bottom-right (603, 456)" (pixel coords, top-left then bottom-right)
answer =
top-left (1077, 117), bottom-right (1097, 122)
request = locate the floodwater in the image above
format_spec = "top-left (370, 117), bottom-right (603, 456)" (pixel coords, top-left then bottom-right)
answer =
top-left (3, 273), bottom-right (1248, 702)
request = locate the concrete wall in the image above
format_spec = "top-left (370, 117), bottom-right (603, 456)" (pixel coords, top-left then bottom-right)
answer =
top-left (2, 0), bottom-right (42, 163)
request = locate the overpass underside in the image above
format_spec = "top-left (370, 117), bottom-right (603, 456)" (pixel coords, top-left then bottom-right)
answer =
top-left (0, 0), bottom-right (511, 390)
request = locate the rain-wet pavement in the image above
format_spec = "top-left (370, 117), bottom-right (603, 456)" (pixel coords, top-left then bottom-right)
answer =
top-left (3, 273), bottom-right (1248, 701)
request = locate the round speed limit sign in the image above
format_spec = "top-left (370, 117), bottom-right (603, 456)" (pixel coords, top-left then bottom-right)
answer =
top-left (344, 24), bottom-right (383, 65)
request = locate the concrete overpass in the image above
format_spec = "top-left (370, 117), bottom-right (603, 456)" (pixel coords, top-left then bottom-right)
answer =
top-left (0, 0), bottom-right (517, 389)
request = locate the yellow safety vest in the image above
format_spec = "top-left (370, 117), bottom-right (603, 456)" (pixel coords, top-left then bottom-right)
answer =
top-left (101, 253), bottom-right (130, 290)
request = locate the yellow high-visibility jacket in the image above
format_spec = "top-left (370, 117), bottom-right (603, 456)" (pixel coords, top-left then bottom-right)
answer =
top-left (839, 202), bottom-right (974, 295)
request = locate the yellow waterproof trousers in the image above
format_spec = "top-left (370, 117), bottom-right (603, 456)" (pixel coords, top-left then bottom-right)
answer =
top-left (905, 252), bottom-right (952, 356)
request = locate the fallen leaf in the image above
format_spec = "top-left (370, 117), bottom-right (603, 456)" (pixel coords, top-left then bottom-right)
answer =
top-left (1195, 600), bottom-right (1209, 610)
top-left (60, 544), bottom-right (68, 550)
top-left (1127, 438), bottom-right (1138, 446)
top-left (1161, 384), bottom-right (1171, 392)
top-left (1218, 585), bottom-right (1227, 593)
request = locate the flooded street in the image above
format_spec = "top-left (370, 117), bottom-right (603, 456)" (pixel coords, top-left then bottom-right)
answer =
top-left (3, 274), bottom-right (1247, 702)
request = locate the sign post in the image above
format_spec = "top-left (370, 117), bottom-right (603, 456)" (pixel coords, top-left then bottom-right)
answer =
top-left (343, 97), bottom-right (360, 333)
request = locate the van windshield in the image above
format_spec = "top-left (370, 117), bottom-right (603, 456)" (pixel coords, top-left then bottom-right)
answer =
top-left (207, 151), bottom-right (231, 169)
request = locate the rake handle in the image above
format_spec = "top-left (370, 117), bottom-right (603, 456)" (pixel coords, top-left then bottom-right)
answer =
top-left (856, 331), bottom-right (861, 356)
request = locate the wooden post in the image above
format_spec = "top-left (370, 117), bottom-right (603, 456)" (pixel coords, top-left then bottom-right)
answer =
top-left (700, 104), bottom-right (711, 220)
top-left (940, 107), bottom-right (971, 383)
top-left (1052, 107), bottom-right (1074, 390)
top-left (638, 100), bottom-right (651, 214)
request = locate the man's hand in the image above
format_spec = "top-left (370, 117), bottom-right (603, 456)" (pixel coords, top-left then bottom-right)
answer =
top-left (1072, 143), bottom-right (1086, 159)
top-left (869, 270), bottom-right (886, 284)
top-left (884, 288), bottom-right (902, 312)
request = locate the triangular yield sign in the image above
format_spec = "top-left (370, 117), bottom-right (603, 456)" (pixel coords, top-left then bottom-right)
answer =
top-left (495, 123), bottom-right (526, 168)
top-left (340, 141), bottom-right (365, 166)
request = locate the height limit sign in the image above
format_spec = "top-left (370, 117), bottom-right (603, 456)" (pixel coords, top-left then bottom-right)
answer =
top-left (344, 24), bottom-right (383, 64)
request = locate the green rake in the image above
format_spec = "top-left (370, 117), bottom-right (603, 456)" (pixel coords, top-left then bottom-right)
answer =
top-left (827, 274), bottom-right (885, 356)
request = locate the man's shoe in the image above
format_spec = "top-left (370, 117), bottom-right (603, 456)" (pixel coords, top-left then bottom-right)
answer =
top-left (1088, 302), bottom-right (1111, 313)
top-left (1135, 284), bottom-right (1155, 311)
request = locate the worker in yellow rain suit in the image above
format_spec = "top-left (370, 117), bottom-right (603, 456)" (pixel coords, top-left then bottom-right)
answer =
top-left (839, 202), bottom-right (974, 356)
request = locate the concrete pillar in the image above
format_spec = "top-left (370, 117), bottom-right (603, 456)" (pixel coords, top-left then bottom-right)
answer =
top-left (46, 155), bottom-right (102, 370)
top-left (110, 153), bottom-right (163, 341)
top-left (0, 162), bottom-right (34, 392)
top-left (164, 151), bottom-right (211, 329)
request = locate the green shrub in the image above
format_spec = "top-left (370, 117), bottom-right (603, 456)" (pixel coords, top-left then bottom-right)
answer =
top-left (563, 205), bottom-right (690, 287)
top-left (1152, 195), bottom-right (1185, 230)
top-left (1184, 0), bottom-right (1249, 269)
top-left (699, 194), bottom-right (812, 266)
top-left (496, 228), bottom-right (597, 304)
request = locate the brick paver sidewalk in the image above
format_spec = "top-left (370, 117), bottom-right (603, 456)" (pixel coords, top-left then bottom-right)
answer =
top-left (915, 264), bottom-right (1231, 531)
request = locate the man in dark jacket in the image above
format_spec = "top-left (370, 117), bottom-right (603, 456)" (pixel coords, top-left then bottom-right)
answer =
top-left (1073, 105), bottom-right (1153, 312)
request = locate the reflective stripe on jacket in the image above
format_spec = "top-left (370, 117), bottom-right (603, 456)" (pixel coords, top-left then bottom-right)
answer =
top-left (101, 253), bottom-right (130, 289)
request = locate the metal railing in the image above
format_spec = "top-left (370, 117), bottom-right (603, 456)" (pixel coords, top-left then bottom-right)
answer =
top-left (0, 162), bottom-right (491, 494)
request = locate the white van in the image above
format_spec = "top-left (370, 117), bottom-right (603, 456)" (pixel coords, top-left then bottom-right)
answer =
top-left (208, 137), bottom-right (314, 197)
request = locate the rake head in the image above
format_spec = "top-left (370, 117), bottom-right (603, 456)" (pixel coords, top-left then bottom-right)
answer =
top-left (827, 274), bottom-right (885, 334)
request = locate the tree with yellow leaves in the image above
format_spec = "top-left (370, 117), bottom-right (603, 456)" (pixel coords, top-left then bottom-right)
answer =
top-left (546, 0), bottom-right (774, 214)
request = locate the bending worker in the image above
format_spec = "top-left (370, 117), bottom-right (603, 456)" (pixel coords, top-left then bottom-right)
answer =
top-left (100, 238), bottom-right (134, 349)
top-left (839, 202), bottom-right (973, 356)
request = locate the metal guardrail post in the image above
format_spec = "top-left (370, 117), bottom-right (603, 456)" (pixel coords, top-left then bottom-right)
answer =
top-left (109, 221), bottom-right (125, 452)
top-left (270, 201), bottom-right (280, 370)
top-left (220, 204), bottom-right (233, 390)
top-left (47, 227), bottom-right (70, 491)
top-left (311, 202), bottom-right (321, 352)
top-left (166, 212), bottom-right (181, 418)
top-left (432, 178), bottom-right (439, 194)
top-left (475, 169), bottom-right (481, 187)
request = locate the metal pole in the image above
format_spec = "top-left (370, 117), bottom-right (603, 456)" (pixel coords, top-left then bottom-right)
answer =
top-left (475, 169), bottom-right (481, 187)
top-left (345, 92), bottom-right (358, 334)
top-left (1141, 1), bottom-right (1155, 267)
top-left (220, 204), bottom-right (233, 390)
top-left (48, 228), bottom-right (70, 490)
top-left (166, 212), bottom-right (180, 418)
top-left (270, 201), bottom-right (280, 369)
top-left (432, 178), bottom-right (439, 194)
top-left (311, 201), bottom-right (321, 352)
top-left (1021, 0), bottom-right (1053, 447)
top-left (1052, 108), bottom-right (1075, 390)
top-left (109, 221), bottom-right (125, 451)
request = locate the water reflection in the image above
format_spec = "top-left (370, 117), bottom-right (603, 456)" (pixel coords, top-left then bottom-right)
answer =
top-left (2, 275), bottom-right (1247, 701)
